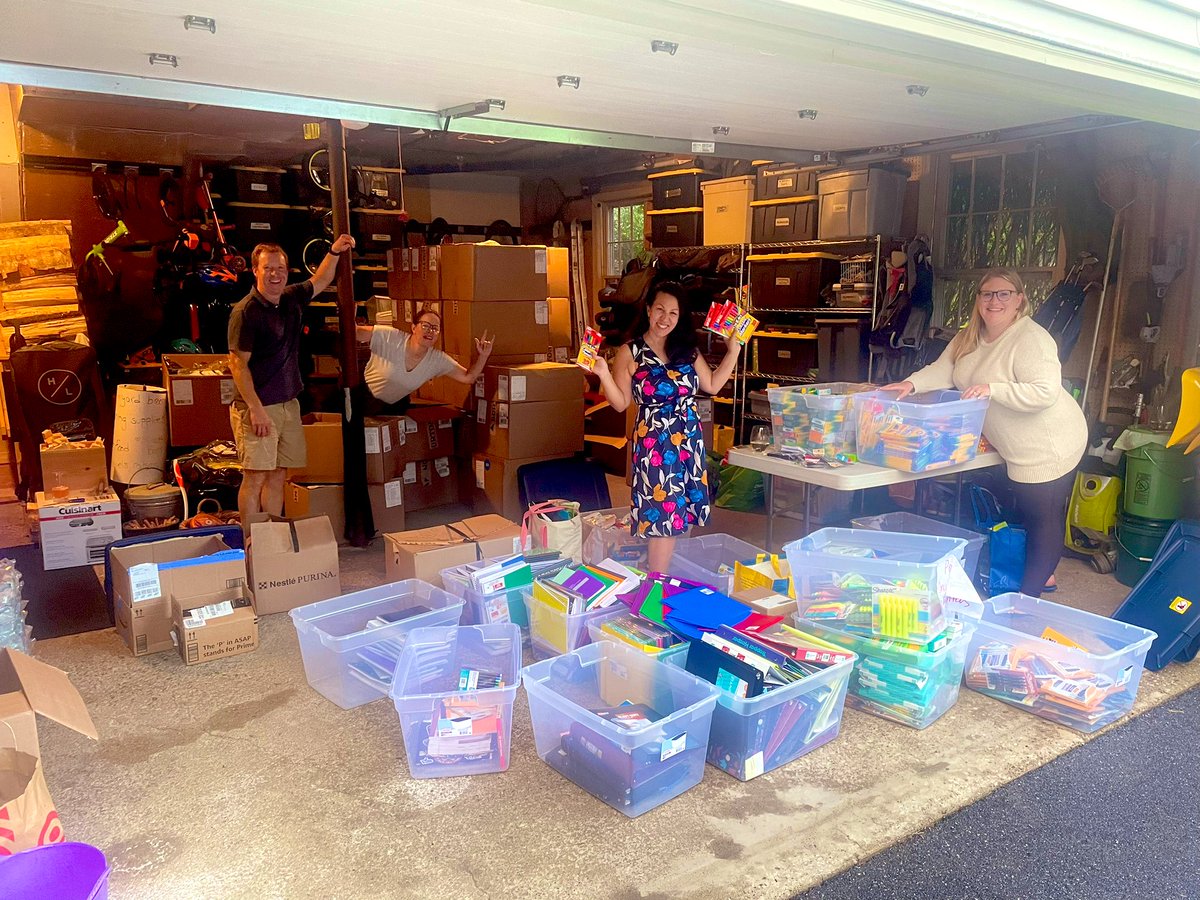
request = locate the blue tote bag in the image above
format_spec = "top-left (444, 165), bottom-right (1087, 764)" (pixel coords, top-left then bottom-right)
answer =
top-left (970, 484), bottom-right (1027, 595)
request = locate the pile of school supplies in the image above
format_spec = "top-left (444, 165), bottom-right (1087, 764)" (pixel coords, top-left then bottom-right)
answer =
top-left (442, 550), bottom-right (566, 629)
top-left (768, 383), bottom-right (871, 459)
top-left (851, 390), bottom-right (988, 473)
top-left (704, 299), bottom-right (759, 345)
top-left (588, 611), bottom-right (684, 656)
top-left (526, 558), bottom-right (645, 657)
top-left (346, 607), bottom-right (435, 693)
top-left (581, 508), bottom-right (647, 567)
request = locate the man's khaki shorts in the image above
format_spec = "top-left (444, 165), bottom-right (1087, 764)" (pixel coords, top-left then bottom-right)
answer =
top-left (230, 398), bottom-right (307, 471)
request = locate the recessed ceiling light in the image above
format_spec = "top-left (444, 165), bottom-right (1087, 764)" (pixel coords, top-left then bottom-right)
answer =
top-left (906, 84), bottom-right (930, 96)
top-left (797, 109), bottom-right (818, 120)
top-left (557, 75), bottom-right (581, 89)
top-left (148, 53), bottom-right (179, 67)
top-left (651, 40), bottom-right (679, 55)
top-left (183, 15), bottom-right (216, 33)
top-left (712, 126), bottom-right (730, 136)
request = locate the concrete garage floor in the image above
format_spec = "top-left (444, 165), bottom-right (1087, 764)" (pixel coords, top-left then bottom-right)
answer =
top-left (33, 494), bottom-right (1200, 899)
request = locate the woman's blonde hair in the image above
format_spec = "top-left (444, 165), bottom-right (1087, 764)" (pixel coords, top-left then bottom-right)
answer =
top-left (952, 268), bottom-right (1032, 361)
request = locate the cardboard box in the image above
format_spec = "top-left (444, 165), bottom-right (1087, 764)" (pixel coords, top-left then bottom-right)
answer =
top-left (382, 514), bottom-right (522, 584)
top-left (387, 246), bottom-right (413, 300)
top-left (172, 586), bottom-right (260, 665)
top-left (475, 398), bottom-right (585, 459)
top-left (162, 354), bottom-right (235, 447)
top-left (546, 247), bottom-right (569, 298)
top-left (0, 649), bottom-right (98, 853)
top-left (442, 299), bottom-right (551, 359)
top-left (548, 297), bottom-right (572, 355)
top-left (110, 534), bottom-right (245, 656)
top-left (470, 452), bottom-right (574, 521)
top-left (732, 585), bottom-right (798, 617)
top-left (289, 413), bottom-right (343, 484)
top-left (409, 246), bottom-right (441, 299)
top-left (33, 491), bottom-right (122, 571)
top-left (401, 457), bottom-right (459, 510)
top-left (39, 443), bottom-right (108, 494)
top-left (440, 244), bottom-right (548, 302)
top-left (477, 362), bottom-right (584, 405)
top-left (364, 416), bottom-right (403, 484)
top-left (247, 515), bottom-right (341, 615)
top-left (396, 405), bottom-right (458, 464)
top-left (284, 482), bottom-right (346, 544)
top-left (368, 479), bottom-right (407, 533)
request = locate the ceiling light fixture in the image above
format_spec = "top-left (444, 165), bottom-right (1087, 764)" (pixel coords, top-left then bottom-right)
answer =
top-left (148, 53), bottom-right (179, 67)
top-left (651, 40), bottom-right (679, 55)
top-left (906, 84), bottom-right (930, 97)
top-left (797, 109), bottom-right (818, 120)
top-left (437, 98), bottom-right (506, 131)
top-left (183, 15), bottom-right (216, 33)
top-left (712, 126), bottom-right (730, 136)
top-left (557, 75), bottom-right (581, 89)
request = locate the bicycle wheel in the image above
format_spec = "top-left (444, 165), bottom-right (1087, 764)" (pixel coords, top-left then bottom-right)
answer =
top-left (303, 237), bottom-right (332, 275)
top-left (92, 167), bottom-right (121, 220)
top-left (308, 149), bottom-right (332, 192)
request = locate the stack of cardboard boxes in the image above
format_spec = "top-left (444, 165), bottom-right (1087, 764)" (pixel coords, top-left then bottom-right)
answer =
top-left (395, 405), bottom-right (460, 516)
top-left (285, 412), bottom-right (346, 541)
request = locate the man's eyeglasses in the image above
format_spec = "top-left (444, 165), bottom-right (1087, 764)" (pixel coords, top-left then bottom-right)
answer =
top-left (978, 289), bottom-right (1018, 302)
top-left (417, 322), bottom-right (441, 334)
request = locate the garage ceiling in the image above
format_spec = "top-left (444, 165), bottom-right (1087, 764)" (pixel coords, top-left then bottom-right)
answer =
top-left (2, 0), bottom-right (1199, 157)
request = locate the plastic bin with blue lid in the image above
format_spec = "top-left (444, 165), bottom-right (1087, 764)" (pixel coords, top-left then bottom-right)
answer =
top-left (522, 639), bottom-right (719, 816)
top-left (289, 580), bottom-right (463, 709)
top-left (768, 382), bottom-right (873, 458)
top-left (660, 625), bottom-right (856, 780)
top-left (964, 592), bottom-right (1157, 732)
top-left (852, 389), bottom-right (989, 473)
top-left (851, 511), bottom-right (986, 583)
top-left (390, 623), bottom-right (522, 778)
top-left (785, 527), bottom-right (968, 644)
top-left (668, 533), bottom-right (766, 594)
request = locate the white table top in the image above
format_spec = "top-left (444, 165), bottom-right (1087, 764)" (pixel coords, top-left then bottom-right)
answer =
top-left (727, 446), bottom-right (1004, 491)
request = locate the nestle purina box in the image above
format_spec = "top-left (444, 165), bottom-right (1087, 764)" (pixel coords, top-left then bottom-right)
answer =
top-left (34, 491), bottom-right (122, 571)
top-left (246, 515), bottom-right (341, 615)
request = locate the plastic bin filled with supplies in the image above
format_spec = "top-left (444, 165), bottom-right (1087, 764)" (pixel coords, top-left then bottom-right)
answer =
top-left (794, 617), bottom-right (975, 729)
top-left (441, 563), bottom-right (533, 632)
top-left (581, 507), bottom-right (647, 567)
top-left (585, 608), bottom-right (687, 657)
top-left (964, 593), bottom-right (1157, 732)
top-left (289, 580), bottom-right (464, 709)
top-left (669, 533), bottom-right (767, 594)
top-left (660, 626), bottom-right (855, 780)
top-left (769, 382), bottom-right (873, 458)
top-left (525, 582), bottom-right (617, 661)
top-left (851, 511), bottom-right (986, 584)
top-left (522, 639), bottom-right (720, 817)
top-left (390, 623), bottom-right (522, 778)
top-left (852, 390), bottom-right (989, 473)
top-left (785, 528), bottom-right (968, 644)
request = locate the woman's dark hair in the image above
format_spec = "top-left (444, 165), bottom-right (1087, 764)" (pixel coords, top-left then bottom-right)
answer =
top-left (636, 281), bottom-right (697, 365)
top-left (414, 306), bottom-right (442, 325)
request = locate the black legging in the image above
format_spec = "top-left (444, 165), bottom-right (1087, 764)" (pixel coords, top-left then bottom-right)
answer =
top-left (1009, 466), bottom-right (1078, 596)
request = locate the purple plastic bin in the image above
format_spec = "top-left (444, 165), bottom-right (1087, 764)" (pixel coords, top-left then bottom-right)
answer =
top-left (0, 842), bottom-right (110, 899)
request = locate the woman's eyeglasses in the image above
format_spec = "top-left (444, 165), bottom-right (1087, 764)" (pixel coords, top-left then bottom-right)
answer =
top-left (417, 322), bottom-right (441, 334)
top-left (978, 290), bottom-right (1018, 302)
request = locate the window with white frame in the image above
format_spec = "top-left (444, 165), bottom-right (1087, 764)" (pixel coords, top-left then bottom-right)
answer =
top-left (604, 201), bottom-right (647, 278)
top-left (939, 149), bottom-right (1060, 327)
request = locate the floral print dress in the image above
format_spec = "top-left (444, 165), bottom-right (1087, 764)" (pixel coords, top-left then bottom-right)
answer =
top-left (630, 339), bottom-right (711, 537)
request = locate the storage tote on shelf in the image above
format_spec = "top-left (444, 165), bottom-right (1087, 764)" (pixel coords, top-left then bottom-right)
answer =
top-left (964, 592), bottom-right (1156, 733)
top-left (784, 527), bottom-right (968, 644)
top-left (852, 389), bottom-right (988, 473)
top-left (289, 580), bottom-right (464, 709)
top-left (668, 533), bottom-right (767, 594)
top-left (390, 623), bottom-right (522, 778)
top-left (521, 639), bottom-right (720, 817)
top-left (648, 167), bottom-right (715, 209)
top-left (768, 382), bottom-right (873, 458)
top-left (660, 626), bottom-right (855, 781)
top-left (747, 253), bottom-right (841, 310)
top-left (701, 175), bottom-right (754, 245)
top-left (851, 511), bottom-right (986, 584)
top-left (647, 208), bottom-right (702, 248)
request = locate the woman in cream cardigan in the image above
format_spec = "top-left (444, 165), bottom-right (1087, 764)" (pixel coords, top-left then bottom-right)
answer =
top-left (885, 268), bottom-right (1087, 596)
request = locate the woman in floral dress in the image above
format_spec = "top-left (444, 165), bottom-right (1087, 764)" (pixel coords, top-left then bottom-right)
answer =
top-left (593, 282), bottom-right (741, 573)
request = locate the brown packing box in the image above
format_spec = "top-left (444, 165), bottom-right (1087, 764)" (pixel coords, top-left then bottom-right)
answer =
top-left (364, 416), bottom-right (403, 484)
top-left (290, 413), bottom-right (343, 484)
top-left (440, 243), bottom-right (548, 302)
top-left (548, 297), bottom-right (572, 357)
top-left (39, 443), bottom-right (108, 494)
top-left (412, 246), bottom-right (441, 299)
top-left (284, 482), bottom-right (346, 544)
top-left (546, 247), bottom-right (569, 298)
top-left (386, 247), bottom-right (412, 300)
top-left (455, 514), bottom-right (523, 559)
top-left (401, 457), bottom-right (458, 510)
top-left (442, 299), bottom-right (551, 358)
top-left (476, 397), bottom-right (585, 459)
top-left (247, 515), bottom-right (341, 615)
top-left (477, 362), bottom-right (584, 405)
top-left (732, 585), bottom-right (798, 617)
top-left (470, 452), bottom-right (574, 521)
top-left (396, 405), bottom-right (458, 464)
top-left (162, 353), bottom-right (235, 447)
top-left (382, 514), bottom-right (522, 584)
top-left (368, 480), bottom-right (407, 533)
top-left (110, 534), bottom-right (246, 656)
top-left (172, 586), bottom-right (260, 665)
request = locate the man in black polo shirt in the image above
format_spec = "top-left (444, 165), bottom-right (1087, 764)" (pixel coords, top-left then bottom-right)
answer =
top-left (228, 235), bottom-right (354, 526)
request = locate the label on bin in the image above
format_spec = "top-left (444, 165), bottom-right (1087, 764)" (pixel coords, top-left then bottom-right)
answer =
top-left (744, 751), bottom-right (764, 780)
top-left (129, 563), bottom-right (162, 602)
top-left (660, 732), bottom-right (687, 762)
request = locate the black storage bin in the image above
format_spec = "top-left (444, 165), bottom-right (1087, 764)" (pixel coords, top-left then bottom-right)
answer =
top-left (223, 203), bottom-right (305, 263)
top-left (352, 210), bottom-right (406, 252)
top-left (648, 209), bottom-right (702, 248)
top-left (755, 164), bottom-right (817, 201)
top-left (648, 168), bottom-right (714, 209)
top-left (747, 253), bottom-right (841, 309)
top-left (751, 332), bottom-right (818, 377)
top-left (217, 166), bottom-right (287, 203)
top-left (816, 318), bottom-right (868, 381)
top-left (355, 167), bottom-right (404, 209)
top-left (751, 198), bottom-right (818, 243)
top-left (286, 164), bottom-right (326, 206)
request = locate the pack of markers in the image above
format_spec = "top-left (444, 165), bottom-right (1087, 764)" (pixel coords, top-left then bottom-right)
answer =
top-left (704, 299), bottom-right (759, 344)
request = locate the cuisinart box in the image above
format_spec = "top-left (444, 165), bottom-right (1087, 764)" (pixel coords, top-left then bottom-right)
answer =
top-left (34, 491), bottom-right (122, 571)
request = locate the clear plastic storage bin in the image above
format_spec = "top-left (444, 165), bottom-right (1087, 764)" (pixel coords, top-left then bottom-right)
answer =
top-left (964, 592), bottom-right (1157, 733)
top-left (785, 528), bottom-right (968, 643)
top-left (768, 382), bottom-right (873, 458)
top-left (661, 627), bottom-right (855, 780)
top-left (585, 608), bottom-right (686, 657)
top-left (525, 584), bottom-right (618, 660)
top-left (522, 640), bottom-right (720, 816)
top-left (390, 623), bottom-right (522, 778)
top-left (795, 618), bottom-right (974, 729)
top-left (852, 389), bottom-right (989, 473)
top-left (289, 580), bottom-right (464, 709)
top-left (669, 534), bottom-right (766, 594)
top-left (581, 507), bottom-right (647, 567)
top-left (440, 563), bottom-right (533, 631)
top-left (852, 511), bottom-right (986, 583)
